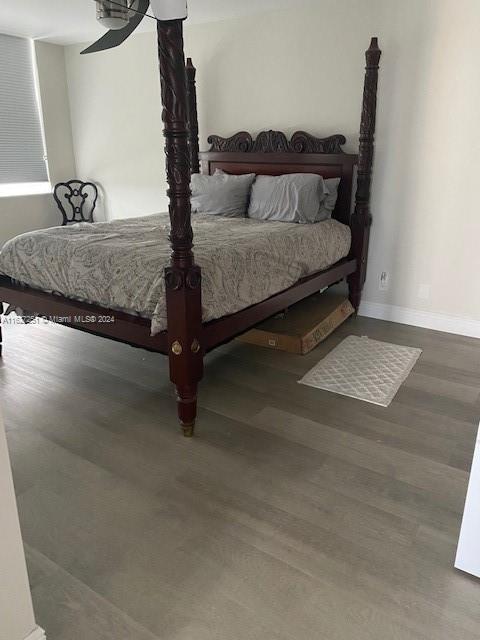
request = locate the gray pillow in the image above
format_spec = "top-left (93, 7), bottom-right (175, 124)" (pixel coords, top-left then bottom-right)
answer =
top-left (191, 172), bottom-right (255, 217)
top-left (316, 177), bottom-right (341, 221)
top-left (248, 173), bottom-right (327, 223)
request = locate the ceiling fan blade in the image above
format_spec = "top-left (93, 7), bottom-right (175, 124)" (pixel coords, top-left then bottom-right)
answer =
top-left (81, 0), bottom-right (150, 55)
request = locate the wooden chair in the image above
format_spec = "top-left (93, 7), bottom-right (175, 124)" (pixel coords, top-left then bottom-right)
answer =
top-left (53, 180), bottom-right (98, 225)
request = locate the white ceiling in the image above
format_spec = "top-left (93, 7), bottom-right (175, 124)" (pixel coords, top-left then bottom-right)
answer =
top-left (0, 0), bottom-right (298, 46)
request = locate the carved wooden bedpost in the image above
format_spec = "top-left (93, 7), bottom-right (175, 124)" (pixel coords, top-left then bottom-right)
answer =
top-left (348, 37), bottom-right (381, 312)
top-left (186, 57), bottom-right (200, 174)
top-left (157, 20), bottom-right (203, 437)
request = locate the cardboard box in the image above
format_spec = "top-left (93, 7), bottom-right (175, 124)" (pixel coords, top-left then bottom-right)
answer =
top-left (237, 292), bottom-right (354, 354)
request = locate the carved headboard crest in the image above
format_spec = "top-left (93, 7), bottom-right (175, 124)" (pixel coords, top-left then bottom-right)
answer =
top-left (207, 130), bottom-right (346, 154)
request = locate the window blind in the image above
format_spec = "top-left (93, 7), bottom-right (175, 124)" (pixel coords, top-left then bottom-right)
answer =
top-left (0, 34), bottom-right (48, 184)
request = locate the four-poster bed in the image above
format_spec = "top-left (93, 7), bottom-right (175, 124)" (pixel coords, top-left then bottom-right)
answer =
top-left (0, 14), bottom-right (381, 437)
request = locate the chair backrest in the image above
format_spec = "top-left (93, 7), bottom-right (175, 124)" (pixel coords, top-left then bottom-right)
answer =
top-left (53, 180), bottom-right (98, 225)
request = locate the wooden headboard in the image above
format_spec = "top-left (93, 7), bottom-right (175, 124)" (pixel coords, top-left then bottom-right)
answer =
top-left (199, 130), bottom-right (358, 226)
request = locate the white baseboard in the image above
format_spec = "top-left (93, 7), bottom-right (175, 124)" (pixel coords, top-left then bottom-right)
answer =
top-left (25, 627), bottom-right (46, 640)
top-left (359, 301), bottom-right (480, 339)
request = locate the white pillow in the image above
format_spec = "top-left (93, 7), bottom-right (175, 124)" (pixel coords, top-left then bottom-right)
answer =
top-left (247, 173), bottom-right (327, 223)
top-left (191, 172), bottom-right (255, 217)
top-left (316, 177), bottom-right (341, 221)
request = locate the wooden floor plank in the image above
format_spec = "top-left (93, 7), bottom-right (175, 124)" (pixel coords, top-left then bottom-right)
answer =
top-left (1, 317), bottom-right (480, 640)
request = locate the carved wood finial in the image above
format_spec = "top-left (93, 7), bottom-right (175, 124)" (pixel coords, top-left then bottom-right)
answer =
top-left (186, 57), bottom-right (200, 174)
top-left (366, 37), bottom-right (381, 67)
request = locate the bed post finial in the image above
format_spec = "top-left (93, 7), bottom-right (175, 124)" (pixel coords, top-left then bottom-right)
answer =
top-left (186, 57), bottom-right (200, 174)
top-left (348, 36), bottom-right (381, 313)
top-left (157, 21), bottom-right (203, 436)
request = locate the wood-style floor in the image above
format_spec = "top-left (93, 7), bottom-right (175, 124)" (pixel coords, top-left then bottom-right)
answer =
top-left (1, 314), bottom-right (480, 640)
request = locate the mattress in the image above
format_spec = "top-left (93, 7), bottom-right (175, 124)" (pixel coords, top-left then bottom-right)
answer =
top-left (0, 213), bottom-right (351, 335)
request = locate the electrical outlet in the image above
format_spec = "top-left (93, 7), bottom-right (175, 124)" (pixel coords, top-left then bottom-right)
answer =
top-left (418, 284), bottom-right (430, 300)
top-left (379, 271), bottom-right (389, 291)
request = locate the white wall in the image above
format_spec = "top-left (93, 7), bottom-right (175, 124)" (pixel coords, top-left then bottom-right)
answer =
top-left (0, 41), bottom-right (76, 247)
top-left (0, 193), bottom-right (60, 247)
top-left (65, 32), bottom-right (168, 219)
top-left (64, 0), bottom-right (480, 325)
top-left (0, 413), bottom-right (40, 640)
top-left (35, 42), bottom-right (76, 187)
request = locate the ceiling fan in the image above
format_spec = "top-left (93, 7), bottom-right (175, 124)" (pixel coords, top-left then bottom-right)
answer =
top-left (81, 0), bottom-right (187, 54)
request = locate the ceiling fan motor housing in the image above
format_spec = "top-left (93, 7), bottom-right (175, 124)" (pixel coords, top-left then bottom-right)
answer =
top-left (96, 0), bottom-right (130, 30)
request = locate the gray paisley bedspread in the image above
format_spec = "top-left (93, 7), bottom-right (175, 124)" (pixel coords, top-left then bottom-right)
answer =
top-left (0, 213), bottom-right (351, 335)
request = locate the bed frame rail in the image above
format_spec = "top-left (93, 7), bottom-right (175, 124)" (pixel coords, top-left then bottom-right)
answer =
top-left (203, 259), bottom-right (356, 351)
top-left (0, 276), bottom-right (169, 354)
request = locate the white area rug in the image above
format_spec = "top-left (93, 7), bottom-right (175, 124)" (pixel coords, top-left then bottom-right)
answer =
top-left (299, 335), bottom-right (422, 407)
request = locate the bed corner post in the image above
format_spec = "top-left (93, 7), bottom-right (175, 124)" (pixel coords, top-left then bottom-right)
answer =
top-left (348, 37), bottom-right (381, 313)
top-left (186, 57), bottom-right (200, 174)
top-left (157, 20), bottom-right (203, 437)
